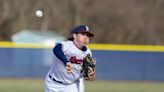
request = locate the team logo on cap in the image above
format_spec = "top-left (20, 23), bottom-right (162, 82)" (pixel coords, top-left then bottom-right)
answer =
top-left (85, 26), bottom-right (89, 31)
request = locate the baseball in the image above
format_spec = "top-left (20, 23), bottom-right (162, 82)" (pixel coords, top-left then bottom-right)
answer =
top-left (35, 10), bottom-right (43, 17)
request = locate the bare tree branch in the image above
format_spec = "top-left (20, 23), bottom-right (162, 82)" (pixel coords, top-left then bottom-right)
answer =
top-left (0, 0), bottom-right (11, 27)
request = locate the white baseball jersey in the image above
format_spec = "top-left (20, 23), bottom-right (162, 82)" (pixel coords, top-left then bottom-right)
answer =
top-left (46, 41), bottom-right (92, 85)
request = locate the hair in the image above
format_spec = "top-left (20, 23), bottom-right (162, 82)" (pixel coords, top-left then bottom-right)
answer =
top-left (67, 36), bottom-right (74, 41)
top-left (67, 32), bottom-right (78, 41)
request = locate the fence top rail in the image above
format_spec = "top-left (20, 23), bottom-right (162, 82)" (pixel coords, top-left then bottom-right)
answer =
top-left (1, 41), bottom-right (164, 52)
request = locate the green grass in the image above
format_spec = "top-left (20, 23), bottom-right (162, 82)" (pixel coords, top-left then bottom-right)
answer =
top-left (0, 79), bottom-right (44, 92)
top-left (85, 80), bottom-right (164, 92)
top-left (0, 79), bottom-right (164, 92)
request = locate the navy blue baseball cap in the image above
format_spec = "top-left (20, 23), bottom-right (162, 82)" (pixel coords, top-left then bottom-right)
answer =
top-left (71, 25), bottom-right (94, 37)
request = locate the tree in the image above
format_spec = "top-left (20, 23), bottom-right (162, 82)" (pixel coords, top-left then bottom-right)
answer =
top-left (1, 0), bottom-right (164, 45)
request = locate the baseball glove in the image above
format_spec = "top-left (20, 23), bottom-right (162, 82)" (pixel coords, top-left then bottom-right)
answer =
top-left (82, 54), bottom-right (96, 81)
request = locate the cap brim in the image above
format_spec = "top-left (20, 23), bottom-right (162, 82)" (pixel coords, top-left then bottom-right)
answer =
top-left (80, 30), bottom-right (94, 37)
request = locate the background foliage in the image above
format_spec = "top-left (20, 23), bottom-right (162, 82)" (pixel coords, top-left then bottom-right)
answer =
top-left (1, 0), bottom-right (164, 44)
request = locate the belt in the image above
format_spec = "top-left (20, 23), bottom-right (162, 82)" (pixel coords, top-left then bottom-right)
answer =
top-left (49, 75), bottom-right (64, 84)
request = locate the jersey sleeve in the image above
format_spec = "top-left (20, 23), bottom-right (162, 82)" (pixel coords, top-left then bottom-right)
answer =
top-left (53, 42), bottom-right (69, 66)
top-left (60, 42), bottom-right (68, 52)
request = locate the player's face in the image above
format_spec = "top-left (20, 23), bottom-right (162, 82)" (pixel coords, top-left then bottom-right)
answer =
top-left (74, 32), bottom-right (89, 46)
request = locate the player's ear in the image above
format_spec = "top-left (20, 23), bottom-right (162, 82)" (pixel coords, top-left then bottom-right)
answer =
top-left (73, 33), bottom-right (77, 39)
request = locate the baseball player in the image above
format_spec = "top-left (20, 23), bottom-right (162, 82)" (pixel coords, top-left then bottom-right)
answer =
top-left (45, 25), bottom-right (94, 92)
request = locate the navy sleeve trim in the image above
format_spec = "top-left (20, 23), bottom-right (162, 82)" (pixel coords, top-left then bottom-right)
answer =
top-left (53, 43), bottom-right (68, 66)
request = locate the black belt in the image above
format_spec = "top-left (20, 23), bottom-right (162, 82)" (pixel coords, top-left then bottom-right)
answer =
top-left (49, 75), bottom-right (64, 84)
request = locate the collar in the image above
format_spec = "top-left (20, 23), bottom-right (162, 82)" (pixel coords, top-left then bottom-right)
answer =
top-left (73, 41), bottom-right (87, 51)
